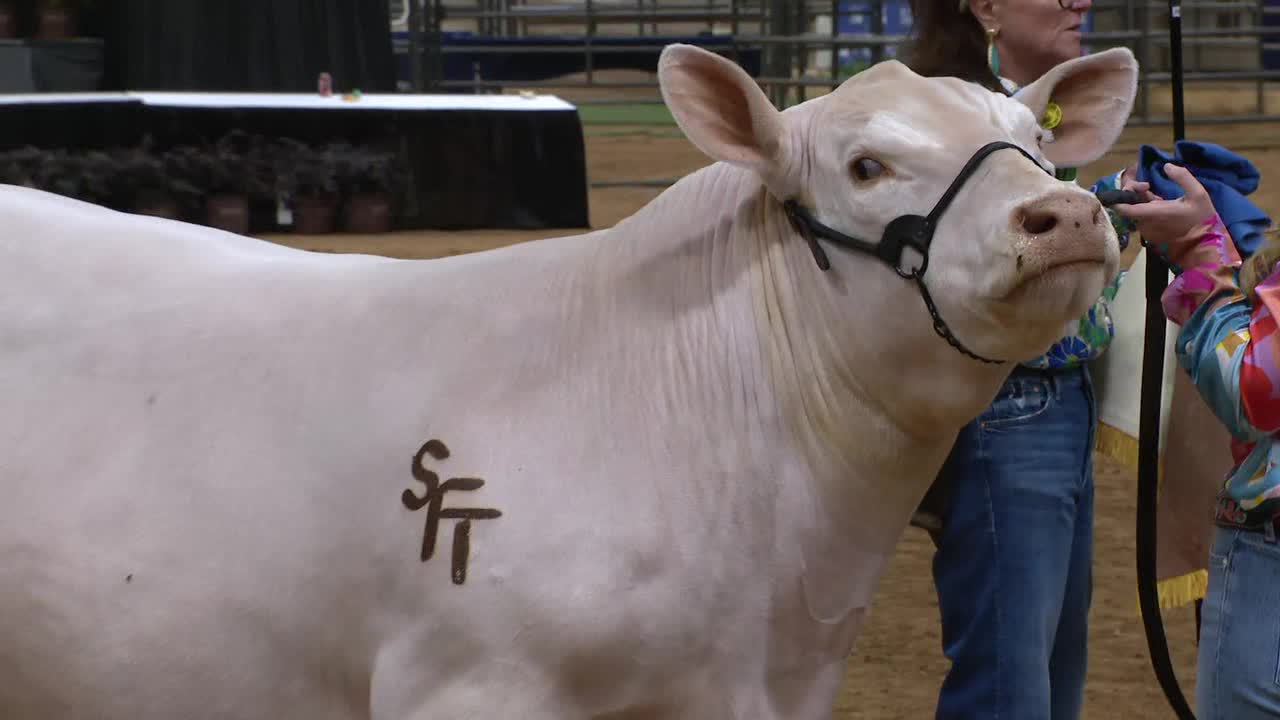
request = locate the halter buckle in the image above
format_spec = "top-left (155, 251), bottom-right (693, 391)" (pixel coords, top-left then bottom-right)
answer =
top-left (880, 214), bottom-right (932, 278)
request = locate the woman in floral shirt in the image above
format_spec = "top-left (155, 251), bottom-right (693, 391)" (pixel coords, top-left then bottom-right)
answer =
top-left (1115, 164), bottom-right (1280, 719)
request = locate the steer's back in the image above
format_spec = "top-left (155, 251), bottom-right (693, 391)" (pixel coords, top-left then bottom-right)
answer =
top-left (0, 187), bottom-right (790, 719)
top-left (0, 187), bottom-right (428, 718)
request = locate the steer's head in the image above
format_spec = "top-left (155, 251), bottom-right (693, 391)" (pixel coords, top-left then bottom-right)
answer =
top-left (657, 43), bottom-right (1137, 369)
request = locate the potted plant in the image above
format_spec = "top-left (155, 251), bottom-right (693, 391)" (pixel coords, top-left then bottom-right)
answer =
top-left (0, 146), bottom-right (44, 187)
top-left (26, 147), bottom-right (114, 207)
top-left (27, 148), bottom-right (72, 197)
top-left (160, 144), bottom-right (212, 219)
top-left (75, 148), bottom-right (117, 207)
top-left (204, 131), bottom-right (275, 234)
top-left (329, 142), bottom-right (406, 234)
top-left (199, 146), bottom-right (253, 235)
top-left (36, 0), bottom-right (92, 40)
top-left (111, 144), bottom-right (200, 220)
top-left (162, 137), bottom-right (270, 236)
top-left (274, 137), bottom-right (339, 234)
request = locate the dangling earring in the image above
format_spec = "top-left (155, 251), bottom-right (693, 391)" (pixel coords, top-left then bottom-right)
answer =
top-left (985, 27), bottom-right (1000, 77)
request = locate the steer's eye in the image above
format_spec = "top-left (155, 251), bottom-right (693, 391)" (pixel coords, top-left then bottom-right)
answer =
top-left (851, 157), bottom-right (886, 182)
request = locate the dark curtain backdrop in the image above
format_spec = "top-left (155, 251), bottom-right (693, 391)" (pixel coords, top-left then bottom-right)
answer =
top-left (102, 0), bottom-right (394, 92)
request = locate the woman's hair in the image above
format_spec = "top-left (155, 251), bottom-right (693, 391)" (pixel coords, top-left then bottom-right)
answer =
top-left (901, 0), bottom-right (1004, 92)
top-left (1240, 229), bottom-right (1280, 298)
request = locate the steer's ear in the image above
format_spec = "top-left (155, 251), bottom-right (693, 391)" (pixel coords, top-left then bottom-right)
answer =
top-left (658, 43), bottom-right (785, 183)
top-left (1013, 47), bottom-right (1138, 168)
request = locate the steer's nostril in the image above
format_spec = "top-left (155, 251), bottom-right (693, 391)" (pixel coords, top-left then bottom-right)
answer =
top-left (1021, 209), bottom-right (1058, 236)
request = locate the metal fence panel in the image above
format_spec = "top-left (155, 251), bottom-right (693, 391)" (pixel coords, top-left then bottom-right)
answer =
top-left (390, 0), bottom-right (1280, 124)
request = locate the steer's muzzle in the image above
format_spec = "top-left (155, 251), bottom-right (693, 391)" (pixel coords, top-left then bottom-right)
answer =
top-left (1014, 189), bottom-right (1106, 244)
top-left (1000, 184), bottom-right (1120, 296)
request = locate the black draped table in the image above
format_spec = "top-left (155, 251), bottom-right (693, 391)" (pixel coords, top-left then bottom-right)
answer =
top-left (0, 90), bottom-right (589, 231)
top-left (0, 92), bottom-right (140, 150)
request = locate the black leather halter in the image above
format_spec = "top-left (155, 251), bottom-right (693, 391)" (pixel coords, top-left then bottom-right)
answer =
top-left (782, 140), bottom-right (1053, 364)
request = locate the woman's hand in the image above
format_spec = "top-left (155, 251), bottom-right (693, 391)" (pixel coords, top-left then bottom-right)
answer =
top-left (1111, 163), bottom-right (1219, 267)
top-left (1110, 163), bottom-right (1243, 325)
top-left (1119, 162), bottom-right (1138, 188)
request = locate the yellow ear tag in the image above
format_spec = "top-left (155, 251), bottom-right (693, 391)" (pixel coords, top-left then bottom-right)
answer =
top-left (1040, 100), bottom-right (1063, 130)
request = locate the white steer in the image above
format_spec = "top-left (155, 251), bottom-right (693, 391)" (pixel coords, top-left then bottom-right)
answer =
top-left (0, 44), bottom-right (1136, 719)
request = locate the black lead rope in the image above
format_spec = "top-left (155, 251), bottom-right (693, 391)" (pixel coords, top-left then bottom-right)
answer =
top-left (1137, 1), bottom-right (1197, 717)
top-left (782, 140), bottom-right (1052, 365)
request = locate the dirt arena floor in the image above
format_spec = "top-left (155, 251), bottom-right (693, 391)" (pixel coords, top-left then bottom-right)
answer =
top-left (262, 88), bottom-right (1280, 718)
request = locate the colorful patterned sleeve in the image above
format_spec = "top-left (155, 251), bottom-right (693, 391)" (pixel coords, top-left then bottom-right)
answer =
top-left (1158, 214), bottom-right (1243, 326)
top-left (1239, 273), bottom-right (1280, 432)
top-left (1166, 216), bottom-right (1280, 437)
top-left (1176, 297), bottom-right (1265, 440)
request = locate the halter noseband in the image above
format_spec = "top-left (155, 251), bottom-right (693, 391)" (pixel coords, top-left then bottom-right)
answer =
top-left (783, 140), bottom-right (1054, 365)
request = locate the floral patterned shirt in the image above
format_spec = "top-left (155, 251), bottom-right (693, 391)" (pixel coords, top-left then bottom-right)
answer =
top-left (1155, 214), bottom-right (1280, 525)
top-left (1019, 169), bottom-right (1135, 369)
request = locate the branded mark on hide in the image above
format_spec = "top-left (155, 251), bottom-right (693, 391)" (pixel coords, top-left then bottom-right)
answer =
top-left (402, 438), bottom-right (502, 584)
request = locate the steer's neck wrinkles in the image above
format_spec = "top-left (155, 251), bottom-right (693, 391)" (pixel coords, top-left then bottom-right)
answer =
top-left (756, 207), bottom-right (1019, 628)
top-left (590, 159), bottom-right (1009, 623)
top-left (597, 153), bottom-right (1009, 480)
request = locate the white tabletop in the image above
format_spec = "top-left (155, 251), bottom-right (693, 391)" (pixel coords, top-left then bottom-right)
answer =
top-left (0, 92), bottom-right (133, 104)
top-left (125, 91), bottom-right (577, 112)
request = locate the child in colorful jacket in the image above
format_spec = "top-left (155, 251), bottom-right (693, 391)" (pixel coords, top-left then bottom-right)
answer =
top-left (1114, 163), bottom-right (1280, 720)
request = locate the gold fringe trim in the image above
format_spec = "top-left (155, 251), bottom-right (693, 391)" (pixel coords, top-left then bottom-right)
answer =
top-left (1094, 425), bottom-right (1206, 613)
top-left (1094, 421), bottom-right (1140, 471)
top-left (1135, 569), bottom-right (1210, 616)
top-left (1159, 569), bottom-right (1210, 609)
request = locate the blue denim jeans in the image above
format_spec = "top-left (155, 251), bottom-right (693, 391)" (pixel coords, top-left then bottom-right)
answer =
top-left (1196, 525), bottom-right (1280, 719)
top-left (930, 364), bottom-right (1096, 720)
